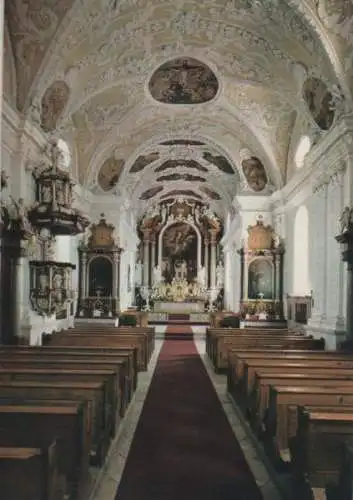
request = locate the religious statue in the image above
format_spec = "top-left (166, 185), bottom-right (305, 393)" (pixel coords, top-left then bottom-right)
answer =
top-left (41, 184), bottom-right (52, 203)
top-left (194, 205), bottom-right (201, 224)
top-left (339, 206), bottom-right (352, 233)
top-left (161, 204), bottom-right (168, 224)
top-left (39, 272), bottom-right (49, 291)
top-left (135, 262), bottom-right (142, 286)
top-left (153, 265), bottom-right (162, 285)
top-left (11, 197), bottom-right (32, 233)
top-left (198, 266), bottom-right (206, 287)
top-left (216, 261), bottom-right (224, 288)
top-left (174, 260), bottom-right (187, 280)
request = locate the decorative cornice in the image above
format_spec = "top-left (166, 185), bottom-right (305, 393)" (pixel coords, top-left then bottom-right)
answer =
top-left (274, 116), bottom-right (353, 208)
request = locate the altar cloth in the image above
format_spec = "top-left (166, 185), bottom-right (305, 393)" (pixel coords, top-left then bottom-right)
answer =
top-left (153, 301), bottom-right (205, 314)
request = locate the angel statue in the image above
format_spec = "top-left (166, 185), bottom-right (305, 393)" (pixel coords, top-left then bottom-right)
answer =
top-left (160, 204), bottom-right (168, 224)
top-left (10, 197), bottom-right (32, 233)
top-left (152, 265), bottom-right (162, 285)
top-left (216, 261), bottom-right (224, 288)
top-left (197, 266), bottom-right (206, 287)
top-left (339, 206), bottom-right (351, 233)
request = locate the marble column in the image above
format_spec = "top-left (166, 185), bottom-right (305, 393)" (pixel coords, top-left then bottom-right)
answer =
top-left (321, 182), bottom-right (329, 321)
top-left (113, 250), bottom-right (121, 314)
top-left (210, 230), bottom-right (217, 288)
top-left (307, 187), bottom-right (326, 324)
top-left (81, 254), bottom-right (87, 297)
top-left (151, 238), bottom-right (156, 271)
top-left (325, 171), bottom-right (346, 331)
top-left (346, 259), bottom-right (353, 339)
top-left (0, 0), bottom-right (4, 339)
top-left (15, 252), bottom-right (26, 342)
top-left (142, 232), bottom-right (150, 287)
top-left (204, 238), bottom-right (209, 288)
top-left (233, 245), bottom-right (241, 312)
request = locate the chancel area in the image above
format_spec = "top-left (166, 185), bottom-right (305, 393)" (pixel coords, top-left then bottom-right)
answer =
top-left (2, 1), bottom-right (353, 499)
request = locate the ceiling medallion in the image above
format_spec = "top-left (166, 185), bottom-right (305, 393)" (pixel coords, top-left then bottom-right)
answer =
top-left (302, 77), bottom-right (335, 131)
top-left (98, 156), bottom-right (125, 192)
top-left (149, 57), bottom-right (219, 105)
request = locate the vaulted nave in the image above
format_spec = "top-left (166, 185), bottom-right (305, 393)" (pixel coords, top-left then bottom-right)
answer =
top-left (2, 0), bottom-right (353, 499)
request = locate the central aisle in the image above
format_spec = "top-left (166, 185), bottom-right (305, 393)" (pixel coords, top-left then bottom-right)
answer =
top-left (115, 330), bottom-right (262, 500)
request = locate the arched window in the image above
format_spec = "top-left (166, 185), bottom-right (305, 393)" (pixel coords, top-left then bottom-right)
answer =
top-left (294, 135), bottom-right (311, 169)
top-left (57, 138), bottom-right (71, 170)
top-left (293, 205), bottom-right (310, 294)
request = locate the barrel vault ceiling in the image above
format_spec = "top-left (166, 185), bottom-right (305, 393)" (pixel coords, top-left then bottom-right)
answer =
top-left (4, 0), bottom-right (353, 215)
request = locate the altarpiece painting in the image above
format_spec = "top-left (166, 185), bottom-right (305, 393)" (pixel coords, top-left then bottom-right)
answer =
top-left (161, 222), bottom-right (197, 283)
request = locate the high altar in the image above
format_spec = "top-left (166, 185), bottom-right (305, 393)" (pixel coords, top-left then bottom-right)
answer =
top-left (136, 197), bottom-right (224, 312)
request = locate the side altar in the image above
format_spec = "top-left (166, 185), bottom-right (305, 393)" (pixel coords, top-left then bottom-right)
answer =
top-left (238, 215), bottom-right (285, 323)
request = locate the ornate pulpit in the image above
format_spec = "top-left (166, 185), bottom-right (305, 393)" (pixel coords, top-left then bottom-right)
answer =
top-left (76, 215), bottom-right (122, 318)
top-left (238, 215), bottom-right (285, 321)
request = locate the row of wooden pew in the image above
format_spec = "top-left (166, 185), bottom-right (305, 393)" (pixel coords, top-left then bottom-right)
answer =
top-left (206, 326), bottom-right (353, 499)
top-left (0, 324), bottom-right (155, 500)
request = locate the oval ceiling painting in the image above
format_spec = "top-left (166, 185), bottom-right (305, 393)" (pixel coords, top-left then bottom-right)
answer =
top-left (302, 77), bottom-right (335, 131)
top-left (149, 57), bottom-right (219, 104)
top-left (98, 157), bottom-right (125, 192)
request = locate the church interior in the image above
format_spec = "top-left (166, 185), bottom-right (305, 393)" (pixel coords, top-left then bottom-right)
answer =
top-left (1, 0), bottom-right (353, 499)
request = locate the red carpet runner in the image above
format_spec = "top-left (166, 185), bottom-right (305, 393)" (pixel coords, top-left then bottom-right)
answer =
top-left (164, 324), bottom-right (194, 340)
top-left (115, 326), bottom-right (262, 500)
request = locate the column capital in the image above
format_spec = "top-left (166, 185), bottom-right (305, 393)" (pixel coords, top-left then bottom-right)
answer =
top-left (142, 230), bottom-right (152, 242)
top-left (209, 229), bottom-right (218, 245)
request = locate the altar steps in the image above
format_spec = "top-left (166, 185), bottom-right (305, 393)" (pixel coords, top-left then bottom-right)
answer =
top-left (164, 325), bottom-right (194, 340)
top-left (168, 313), bottom-right (190, 321)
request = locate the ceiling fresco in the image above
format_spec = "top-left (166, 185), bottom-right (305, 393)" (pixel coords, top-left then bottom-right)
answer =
top-left (98, 157), bottom-right (125, 192)
top-left (160, 139), bottom-right (206, 146)
top-left (149, 57), bottom-right (219, 105)
top-left (160, 190), bottom-right (203, 200)
top-left (241, 156), bottom-right (268, 192)
top-left (199, 186), bottom-right (222, 200)
top-left (202, 153), bottom-right (235, 174)
top-left (129, 152), bottom-right (160, 173)
top-left (156, 173), bottom-right (207, 183)
top-left (41, 80), bottom-right (70, 133)
top-left (154, 159), bottom-right (208, 173)
top-left (139, 186), bottom-right (164, 200)
top-left (302, 77), bottom-right (335, 131)
top-left (4, 0), bottom-right (353, 214)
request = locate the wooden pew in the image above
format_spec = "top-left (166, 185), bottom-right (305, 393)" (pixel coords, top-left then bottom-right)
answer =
top-left (46, 332), bottom-right (149, 371)
top-left (0, 400), bottom-right (90, 500)
top-left (0, 441), bottom-right (66, 500)
top-left (206, 327), bottom-right (289, 363)
top-left (0, 380), bottom-right (107, 466)
top-left (0, 344), bottom-right (137, 397)
top-left (0, 355), bottom-right (131, 417)
top-left (213, 335), bottom-right (325, 373)
top-left (227, 349), bottom-right (353, 392)
top-left (248, 370), bottom-right (353, 436)
top-left (231, 357), bottom-right (353, 404)
top-left (291, 408), bottom-right (353, 496)
top-left (209, 331), bottom-right (318, 371)
top-left (265, 386), bottom-right (353, 459)
top-left (63, 324), bottom-right (155, 359)
top-left (63, 325), bottom-right (155, 362)
top-left (0, 367), bottom-right (120, 438)
top-left (335, 438), bottom-right (353, 500)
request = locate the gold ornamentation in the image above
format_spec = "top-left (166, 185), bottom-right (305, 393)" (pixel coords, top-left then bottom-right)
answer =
top-left (89, 215), bottom-right (115, 248)
top-left (247, 216), bottom-right (274, 250)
